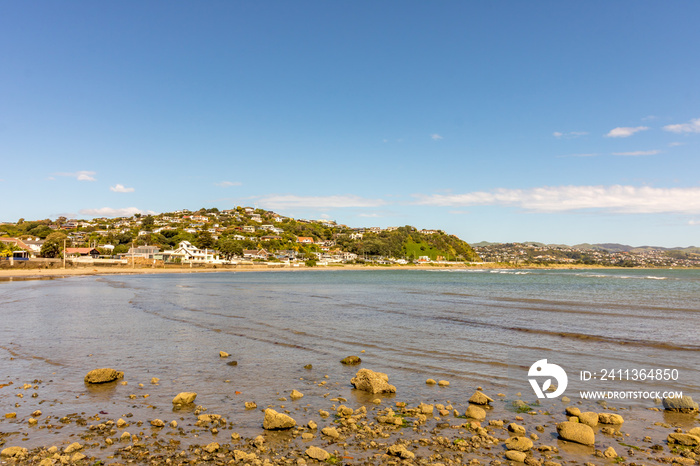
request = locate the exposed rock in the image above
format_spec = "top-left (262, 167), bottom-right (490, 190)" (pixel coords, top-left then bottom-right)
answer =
top-left (565, 406), bottom-right (581, 417)
top-left (690, 427), bottom-right (700, 437)
top-left (469, 391), bottom-right (494, 405)
top-left (71, 453), bottom-right (86, 462)
top-left (306, 446), bottom-right (330, 461)
top-left (336, 405), bottom-right (353, 417)
top-left (350, 368), bottom-right (396, 394)
top-left (508, 423), bottom-right (526, 434)
top-left (663, 396), bottom-right (699, 413)
top-left (341, 355), bottom-right (362, 365)
top-left (172, 392), bottom-right (197, 406)
top-left (307, 420), bottom-right (318, 429)
top-left (245, 401), bottom-right (257, 410)
top-left (577, 412), bottom-right (599, 427)
top-left (227, 360), bottom-right (238, 366)
top-left (84, 368), bottom-right (124, 384)
top-left (1, 447), bottom-right (28, 458)
top-left (598, 413), bottom-right (624, 425)
top-left (219, 351), bottom-right (230, 358)
top-left (203, 442), bottom-right (220, 453)
top-left (290, 389), bottom-right (304, 400)
top-left (303, 364), bottom-right (313, 369)
top-left (117, 418), bottom-right (128, 428)
top-left (263, 408), bottom-right (296, 430)
top-left (426, 378), bottom-right (437, 385)
top-left (506, 450), bottom-right (527, 462)
top-left (387, 444), bottom-right (415, 459)
top-left (321, 426), bottom-right (340, 439)
top-left (604, 446), bottom-right (618, 458)
top-left (667, 433), bottom-right (700, 446)
top-left (64, 442), bottom-right (82, 454)
top-left (150, 419), bottom-right (165, 427)
top-left (505, 436), bottom-right (533, 451)
top-left (234, 450), bottom-right (257, 462)
top-left (418, 403), bottom-right (434, 415)
top-left (466, 404), bottom-right (486, 421)
top-left (556, 421), bottom-right (595, 446)
top-left (438, 380), bottom-right (450, 387)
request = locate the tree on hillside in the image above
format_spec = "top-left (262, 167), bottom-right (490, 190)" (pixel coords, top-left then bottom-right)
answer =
top-left (195, 231), bottom-right (216, 250)
top-left (41, 232), bottom-right (67, 258)
top-left (217, 238), bottom-right (243, 260)
top-left (140, 215), bottom-right (155, 231)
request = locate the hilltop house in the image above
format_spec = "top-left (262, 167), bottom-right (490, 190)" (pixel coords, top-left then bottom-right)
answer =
top-left (297, 237), bottom-right (314, 244)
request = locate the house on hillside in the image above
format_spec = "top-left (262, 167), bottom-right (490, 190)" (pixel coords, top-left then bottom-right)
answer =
top-left (161, 241), bottom-right (218, 263)
top-left (243, 249), bottom-right (270, 260)
top-left (0, 238), bottom-right (44, 258)
top-left (65, 248), bottom-right (100, 259)
top-left (296, 237), bottom-right (314, 244)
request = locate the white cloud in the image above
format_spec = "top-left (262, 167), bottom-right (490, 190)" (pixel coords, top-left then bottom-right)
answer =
top-left (431, 134), bottom-right (443, 140)
top-left (413, 185), bottom-right (700, 214)
top-left (553, 131), bottom-right (588, 139)
top-left (80, 207), bottom-right (154, 218)
top-left (258, 195), bottom-right (387, 210)
top-left (110, 184), bottom-right (135, 193)
top-left (668, 142), bottom-right (684, 147)
top-left (557, 153), bottom-right (599, 158)
top-left (215, 181), bottom-right (242, 187)
top-left (642, 115), bottom-right (658, 121)
top-left (611, 150), bottom-right (660, 156)
top-left (358, 213), bottom-right (381, 218)
top-left (663, 118), bottom-right (700, 134)
top-left (55, 170), bottom-right (97, 181)
top-left (605, 126), bottom-right (649, 138)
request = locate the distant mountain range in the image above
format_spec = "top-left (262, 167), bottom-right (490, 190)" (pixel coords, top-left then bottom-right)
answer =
top-left (471, 241), bottom-right (700, 254)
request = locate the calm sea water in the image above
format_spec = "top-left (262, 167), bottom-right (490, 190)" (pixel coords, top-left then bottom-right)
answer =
top-left (1, 268), bottom-right (699, 446)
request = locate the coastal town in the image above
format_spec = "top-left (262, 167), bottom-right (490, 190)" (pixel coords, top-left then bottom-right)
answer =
top-left (1, 207), bottom-right (699, 268)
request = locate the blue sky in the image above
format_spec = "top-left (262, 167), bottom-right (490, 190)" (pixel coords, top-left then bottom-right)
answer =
top-left (1, 1), bottom-right (699, 247)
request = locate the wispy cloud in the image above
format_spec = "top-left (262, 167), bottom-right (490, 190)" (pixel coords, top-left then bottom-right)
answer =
top-left (110, 184), bottom-right (135, 193)
top-left (258, 195), bottom-right (387, 210)
top-left (611, 150), bottom-right (660, 156)
top-left (80, 207), bottom-right (155, 218)
top-left (689, 219), bottom-right (700, 226)
top-left (358, 213), bottom-right (380, 218)
top-left (54, 170), bottom-right (97, 181)
top-left (431, 134), bottom-right (443, 140)
top-left (413, 185), bottom-right (700, 214)
top-left (663, 118), bottom-right (700, 134)
top-left (642, 115), bottom-right (658, 121)
top-left (215, 181), bottom-right (242, 187)
top-left (553, 131), bottom-right (588, 139)
top-left (669, 142), bottom-right (684, 147)
top-left (605, 126), bottom-right (649, 138)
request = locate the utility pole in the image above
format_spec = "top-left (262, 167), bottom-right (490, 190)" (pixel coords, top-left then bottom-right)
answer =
top-left (132, 240), bottom-right (135, 269)
top-left (62, 239), bottom-right (66, 269)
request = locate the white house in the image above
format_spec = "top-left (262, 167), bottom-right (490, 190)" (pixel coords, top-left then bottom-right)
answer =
top-left (161, 241), bottom-right (219, 263)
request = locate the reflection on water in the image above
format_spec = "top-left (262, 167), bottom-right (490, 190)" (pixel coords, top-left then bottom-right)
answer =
top-left (1, 268), bottom-right (699, 448)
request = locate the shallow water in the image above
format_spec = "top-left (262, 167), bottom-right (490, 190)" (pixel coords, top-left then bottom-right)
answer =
top-left (1, 268), bottom-right (699, 454)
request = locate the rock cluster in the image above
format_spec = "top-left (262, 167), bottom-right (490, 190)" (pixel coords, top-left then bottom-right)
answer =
top-left (350, 368), bottom-right (396, 394)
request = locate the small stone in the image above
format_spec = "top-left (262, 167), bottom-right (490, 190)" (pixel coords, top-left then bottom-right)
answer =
top-left (505, 436), bottom-right (533, 451)
top-left (245, 401), bottom-right (257, 410)
top-left (663, 396), bottom-right (699, 413)
top-left (231, 432), bottom-right (241, 440)
top-left (32, 410), bottom-right (42, 417)
top-left (578, 412), bottom-right (599, 427)
top-left (341, 355), bottom-right (362, 365)
top-left (150, 377), bottom-right (159, 384)
top-left (219, 351), bottom-right (230, 358)
top-left (84, 368), bottom-right (124, 384)
top-left (71, 452), bottom-right (86, 462)
top-left (604, 446), bottom-right (618, 458)
top-left (387, 444), bottom-right (415, 459)
top-left (170, 420), bottom-right (178, 428)
top-left (303, 364), bottom-right (312, 369)
top-left (667, 433), bottom-right (700, 446)
top-left (508, 423), bottom-right (526, 434)
top-left (307, 420), bottom-right (317, 429)
top-left (506, 450), bottom-right (528, 462)
top-left (64, 442), bottom-right (82, 454)
top-left (438, 380), bottom-right (450, 387)
top-left (565, 406), bottom-right (581, 417)
top-left (28, 418), bottom-right (38, 426)
top-left (290, 389), bottom-right (304, 400)
top-left (150, 419), bottom-right (165, 427)
top-left (322, 426), bottom-right (340, 438)
top-left (263, 408), bottom-right (296, 430)
top-left (117, 418), bottom-right (128, 428)
top-left (1, 447), bottom-right (28, 458)
top-left (4, 412), bottom-right (16, 419)
top-left (466, 404), bottom-right (486, 421)
top-left (418, 403), bottom-right (434, 415)
top-left (556, 421), bottom-right (595, 446)
top-left (598, 413), bottom-right (624, 425)
top-left (203, 442), bottom-right (220, 453)
top-left (305, 446), bottom-right (330, 461)
top-left (350, 368), bottom-right (396, 394)
top-left (469, 391), bottom-right (494, 405)
top-left (172, 392), bottom-right (197, 406)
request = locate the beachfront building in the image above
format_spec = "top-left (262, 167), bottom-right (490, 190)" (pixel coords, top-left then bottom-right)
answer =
top-left (161, 241), bottom-right (219, 263)
top-left (125, 245), bottom-right (161, 259)
top-left (65, 247), bottom-right (100, 259)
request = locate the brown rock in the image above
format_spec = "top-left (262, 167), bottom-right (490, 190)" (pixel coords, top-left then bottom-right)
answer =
top-left (598, 413), bottom-right (624, 425)
top-left (506, 450), bottom-right (528, 462)
top-left (341, 355), bottom-right (362, 365)
top-left (667, 433), bottom-right (700, 446)
top-left (306, 446), bottom-right (330, 461)
top-left (578, 412), bottom-right (599, 427)
top-left (505, 436), bottom-right (533, 451)
top-left (350, 368), bottom-right (396, 394)
top-left (556, 421), bottom-right (595, 446)
top-left (84, 368), bottom-right (124, 384)
top-left (469, 391), bottom-right (494, 405)
top-left (263, 408), bottom-right (296, 430)
top-left (466, 404), bottom-right (486, 421)
top-left (172, 392), bottom-right (197, 406)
